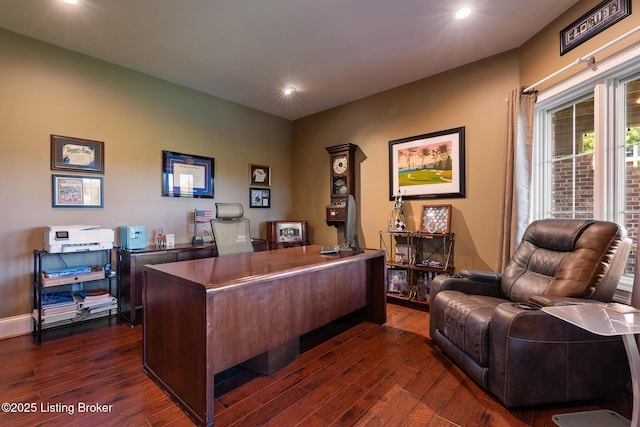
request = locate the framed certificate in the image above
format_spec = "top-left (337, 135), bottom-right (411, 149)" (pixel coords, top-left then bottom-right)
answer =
top-left (51, 135), bottom-right (104, 174)
top-left (162, 151), bottom-right (214, 198)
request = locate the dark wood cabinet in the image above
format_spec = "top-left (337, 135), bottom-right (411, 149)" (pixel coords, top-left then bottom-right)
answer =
top-left (119, 240), bottom-right (267, 325)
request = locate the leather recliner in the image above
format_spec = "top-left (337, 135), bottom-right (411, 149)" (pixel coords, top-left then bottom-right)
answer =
top-left (429, 219), bottom-right (632, 407)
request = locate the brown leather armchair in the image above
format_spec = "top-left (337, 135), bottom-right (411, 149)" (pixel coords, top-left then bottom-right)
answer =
top-left (429, 219), bottom-right (632, 407)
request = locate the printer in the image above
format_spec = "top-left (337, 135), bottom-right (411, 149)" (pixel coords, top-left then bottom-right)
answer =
top-left (44, 225), bottom-right (115, 253)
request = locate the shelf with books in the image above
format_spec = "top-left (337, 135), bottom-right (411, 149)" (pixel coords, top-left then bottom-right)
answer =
top-left (32, 249), bottom-right (119, 344)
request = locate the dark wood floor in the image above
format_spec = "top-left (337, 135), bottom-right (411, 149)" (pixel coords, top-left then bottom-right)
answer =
top-left (0, 304), bottom-right (633, 426)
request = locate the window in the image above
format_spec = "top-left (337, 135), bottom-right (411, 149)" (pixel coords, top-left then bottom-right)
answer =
top-left (533, 47), bottom-right (640, 292)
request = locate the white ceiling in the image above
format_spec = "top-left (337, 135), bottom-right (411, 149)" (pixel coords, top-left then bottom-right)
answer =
top-left (0, 0), bottom-right (580, 120)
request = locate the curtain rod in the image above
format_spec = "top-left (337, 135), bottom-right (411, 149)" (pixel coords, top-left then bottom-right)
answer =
top-left (523, 25), bottom-right (640, 93)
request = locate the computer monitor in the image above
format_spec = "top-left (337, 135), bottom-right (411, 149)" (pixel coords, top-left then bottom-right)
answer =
top-left (344, 194), bottom-right (363, 253)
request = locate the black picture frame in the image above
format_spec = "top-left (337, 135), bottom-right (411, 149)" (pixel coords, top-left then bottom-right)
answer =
top-left (389, 127), bottom-right (465, 200)
top-left (249, 187), bottom-right (271, 208)
top-left (52, 174), bottom-right (104, 208)
top-left (51, 134), bottom-right (104, 174)
top-left (560, 0), bottom-right (631, 56)
top-left (162, 150), bottom-right (214, 198)
top-left (249, 164), bottom-right (271, 186)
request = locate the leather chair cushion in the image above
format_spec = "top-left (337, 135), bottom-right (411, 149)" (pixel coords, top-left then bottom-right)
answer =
top-left (502, 220), bottom-right (624, 301)
top-left (434, 290), bottom-right (505, 367)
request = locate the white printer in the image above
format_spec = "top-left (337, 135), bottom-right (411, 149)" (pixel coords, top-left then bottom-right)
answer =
top-left (44, 225), bottom-right (115, 253)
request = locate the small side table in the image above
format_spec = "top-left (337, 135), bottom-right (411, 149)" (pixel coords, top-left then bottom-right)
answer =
top-left (542, 303), bottom-right (640, 427)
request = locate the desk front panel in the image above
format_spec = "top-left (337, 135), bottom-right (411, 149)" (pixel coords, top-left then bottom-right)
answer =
top-left (143, 246), bottom-right (385, 426)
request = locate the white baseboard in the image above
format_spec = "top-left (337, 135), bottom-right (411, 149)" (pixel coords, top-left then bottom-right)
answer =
top-left (0, 314), bottom-right (32, 340)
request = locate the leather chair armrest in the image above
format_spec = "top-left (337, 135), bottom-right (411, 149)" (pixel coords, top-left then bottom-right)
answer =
top-left (528, 295), bottom-right (602, 307)
top-left (461, 269), bottom-right (502, 284)
top-left (430, 273), bottom-right (506, 300)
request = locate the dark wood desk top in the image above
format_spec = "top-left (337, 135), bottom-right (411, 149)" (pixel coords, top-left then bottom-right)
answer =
top-left (145, 245), bottom-right (385, 292)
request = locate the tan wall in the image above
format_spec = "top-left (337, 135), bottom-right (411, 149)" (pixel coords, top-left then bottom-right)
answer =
top-left (292, 51), bottom-right (520, 273)
top-left (291, 0), bottom-right (640, 277)
top-left (520, 0), bottom-right (640, 91)
top-left (0, 29), bottom-right (293, 318)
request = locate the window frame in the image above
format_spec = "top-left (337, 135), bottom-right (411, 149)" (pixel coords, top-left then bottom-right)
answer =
top-left (532, 43), bottom-right (640, 294)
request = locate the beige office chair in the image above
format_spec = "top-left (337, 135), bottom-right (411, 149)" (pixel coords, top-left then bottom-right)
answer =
top-left (210, 203), bottom-right (254, 256)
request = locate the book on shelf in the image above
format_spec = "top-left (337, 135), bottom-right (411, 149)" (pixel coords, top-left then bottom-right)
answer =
top-left (74, 289), bottom-right (116, 309)
top-left (41, 291), bottom-right (74, 306)
top-left (33, 309), bottom-right (78, 324)
top-left (85, 302), bottom-right (118, 314)
top-left (41, 304), bottom-right (78, 316)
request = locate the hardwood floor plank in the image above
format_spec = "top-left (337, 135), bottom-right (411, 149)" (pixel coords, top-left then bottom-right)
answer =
top-left (0, 304), bottom-right (632, 426)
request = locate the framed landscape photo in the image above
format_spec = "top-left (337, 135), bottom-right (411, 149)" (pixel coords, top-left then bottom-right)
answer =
top-left (249, 187), bottom-right (271, 208)
top-left (249, 164), bottom-right (271, 186)
top-left (389, 127), bottom-right (465, 200)
top-left (52, 174), bottom-right (103, 208)
top-left (51, 135), bottom-right (104, 174)
top-left (162, 150), bottom-right (214, 198)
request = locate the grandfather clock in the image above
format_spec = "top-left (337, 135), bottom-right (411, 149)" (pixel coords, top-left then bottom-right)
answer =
top-left (325, 143), bottom-right (358, 226)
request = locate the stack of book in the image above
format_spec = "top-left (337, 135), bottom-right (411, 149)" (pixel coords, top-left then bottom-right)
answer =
top-left (33, 289), bottom-right (117, 325)
top-left (74, 289), bottom-right (117, 315)
top-left (34, 291), bottom-right (78, 324)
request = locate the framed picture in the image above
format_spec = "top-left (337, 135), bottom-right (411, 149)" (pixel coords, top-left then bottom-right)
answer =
top-left (420, 204), bottom-right (452, 234)
top-left (52, 174), bottom-right (103, 208)
top-left (162, 150), bottom-right (214, 198)
top-left (274, 221), bottom-right (305, 243)
top-left (249, 187), bottom-right (271, 208)
top-left (51, 134), bottom-right (104, 174)
top-left (389, 127), bottom-right (465, 200)
top-left (249, 164), bottom-right (271, 186)
top-left (387, 269), bottom-right (408, 293)
top-left (560, 0), bottom-right (631, 56)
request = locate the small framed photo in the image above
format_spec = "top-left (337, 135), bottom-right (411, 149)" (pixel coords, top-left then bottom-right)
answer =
top-left (387, 269), bottom-right (408, 294)
top-left (249, 164), bottom-right (271, 186)
top-left (249, 187), bottom-right (271, 208)
top-left (52, 174), bottom-right (103, 208)
top-left (420, 204), bottom-right (452, 234)
top-left (51, 134), bottom-right (104, 174)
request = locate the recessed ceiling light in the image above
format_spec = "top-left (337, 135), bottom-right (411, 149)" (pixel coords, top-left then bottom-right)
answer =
top-left (455, 8), bottom-right (471, 20)
top-left (283, 86), bottom-right (297, 96)
top-left (63, 0), bottom-right (78, 4)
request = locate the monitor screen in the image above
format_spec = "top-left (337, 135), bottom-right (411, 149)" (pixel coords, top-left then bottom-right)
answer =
top-left (344, 194), bottom-right (362, 252)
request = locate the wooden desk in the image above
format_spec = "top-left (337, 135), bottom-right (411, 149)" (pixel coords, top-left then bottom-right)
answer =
top-left (143, 245), bottom-right (386, 427)
top-left (119, 239), bottom-right (267, 325)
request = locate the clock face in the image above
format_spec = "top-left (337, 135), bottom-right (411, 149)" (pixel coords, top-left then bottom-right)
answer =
top-left (332, 155), bottom-right (348, 174)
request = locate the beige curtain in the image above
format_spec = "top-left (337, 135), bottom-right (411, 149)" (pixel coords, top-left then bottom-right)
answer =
top-left (496, 88), bottom-right (536, 271)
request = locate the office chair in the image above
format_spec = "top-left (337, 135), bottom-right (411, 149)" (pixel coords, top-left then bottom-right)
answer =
top-left (210, 203), bottom-right (254, 256)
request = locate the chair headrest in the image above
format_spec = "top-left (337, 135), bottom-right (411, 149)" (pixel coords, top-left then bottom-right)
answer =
top-left (215, 203), bottom-right (245, 219)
